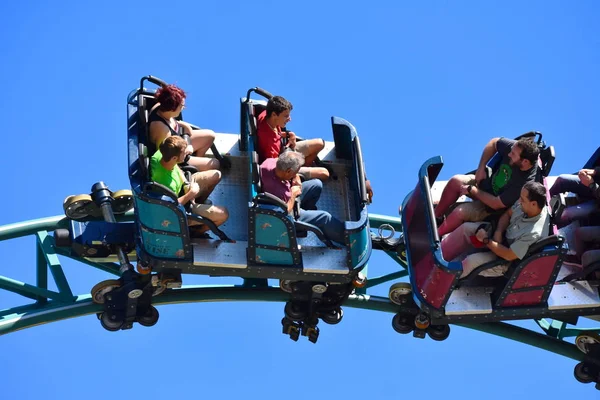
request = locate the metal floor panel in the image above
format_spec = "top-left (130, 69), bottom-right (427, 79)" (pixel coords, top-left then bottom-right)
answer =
top-left (207, 155), bottom-right (249, 241)
top-left (207, 133), bottom-right (358, 246)
top-left (298, 162), bottom-right (357, 248)
top-left (548, 281), bottom-right (600, 310)
top-left (445, 287), bottom-right (493, 315)
top-left (192, 239), bottom-right (348, 274)
top-left (192, 239), bottom-right (248, 268)
top-left (301, 247), bottom-right (348, 274)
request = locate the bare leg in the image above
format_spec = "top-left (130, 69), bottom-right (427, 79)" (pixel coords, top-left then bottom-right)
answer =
top-left (190, 129), bottom-right (216, 157)
top-left (434, 174), bottom-right (475, 218)
top-left (191, 170), bottom-right (222, 203)
top-left (295, 139), bottom-right (325, 167)
top-left (189, 204), bottom-right (230, 233)
top-left (438, 201), bottom-right (490, 237)
top-left (440, 222), bottom-right (482, 261)
top-left (188, 155), bottom-right (220, 172)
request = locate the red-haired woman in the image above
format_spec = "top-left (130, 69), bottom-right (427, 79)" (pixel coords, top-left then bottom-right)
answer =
top-left (148, 84), bottom-right (220, 171)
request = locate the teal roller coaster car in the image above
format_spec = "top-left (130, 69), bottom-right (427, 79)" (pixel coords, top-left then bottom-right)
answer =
top-left (126, 76), bottom-right (371, 285)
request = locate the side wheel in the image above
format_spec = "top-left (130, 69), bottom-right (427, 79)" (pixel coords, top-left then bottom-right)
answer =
top-left (137, 306), bottom-right (159, 327)
top-left (392, 313), bottom-right (414, 334)
top-left (320, 308), bottom-right (344, 325)
top-left (111, 189), bottom-right (134, 214)
top-left (284, 302), bottom-right (307, 321)
top-left (389, 282), bottom-right (412, 305)
top-left (63, 194), bottom-right (93, 220)
top-left (53, 229), bottom-right (72, 247)
top-left (427, 324), bottom-right (451, 341)
top-left (100, 312), bottom-right (123, 332)
top-left (574, 362), bottom-right (594, 384)
top-left (575, 332), bottom-right (600, 354)
top-left (91, 279), bottom-right (121, 304)
top-left (279, 279), bottom-right (293, 294)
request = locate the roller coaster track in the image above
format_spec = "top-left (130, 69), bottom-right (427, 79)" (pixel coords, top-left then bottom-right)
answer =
top-left (0, 211), bottom-right (595, 365)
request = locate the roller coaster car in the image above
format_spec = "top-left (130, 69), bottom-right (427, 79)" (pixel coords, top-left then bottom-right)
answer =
top-left (393, 156), bottom-right (600, 341)
top-left (241, 87), bottom-right (372, 341)
top-left (124, 79), bottom-right (371, 313)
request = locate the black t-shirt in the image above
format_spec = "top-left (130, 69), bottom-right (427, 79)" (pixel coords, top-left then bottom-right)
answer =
top-left (478, 137), bottom-right (538, 207)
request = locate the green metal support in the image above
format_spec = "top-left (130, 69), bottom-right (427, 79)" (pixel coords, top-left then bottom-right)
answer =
top-left (383, 250), bottom-right (408, 268)
top-left (369, 214), bottom-right (403, 232)
top-left (36, 231), bottom-right (74, 301)
top-left (54, 249), bottom-right (121, 277)
top-left (0, 287), bottom-right (588, 363)
top-left (0, 276), bottom-right (63, 301)
top-left (364, 270), bottom-right (408, 289)
top-left (0, 212), bottom-right (599, 368)
top-left (36, 243), bottom-right (48, 305)
top-left (537, 318), bottom-right (600, 340)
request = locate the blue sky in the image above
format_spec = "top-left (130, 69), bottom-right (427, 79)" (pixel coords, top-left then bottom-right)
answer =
top-left (1, 1), bottom-right (599, 398)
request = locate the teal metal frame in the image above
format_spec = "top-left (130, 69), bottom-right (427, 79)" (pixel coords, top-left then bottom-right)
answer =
top-left (0, 212), bottom-right (598, 365)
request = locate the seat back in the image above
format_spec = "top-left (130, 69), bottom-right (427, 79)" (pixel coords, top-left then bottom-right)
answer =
top-left (251, 151), bottom-right (262, 196)
top-left (400, 157), bottom-right (462, 311)
top-left (540, 145), bottom-right (555, 177)
top-left (494, 235), bottom-right (565, 308)
top-left (248, 103), bottom-right (266, 151)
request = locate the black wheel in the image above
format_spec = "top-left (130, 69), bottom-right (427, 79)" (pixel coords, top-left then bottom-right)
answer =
top-left (100, 312), bottom-right (123, 332)
top-left (574, 362), bottom-right (594, 384)
top-left (53, 229), bottom-right (72, 247)
top-left (427, 324), bottom-right (451, 341)
top-left (289, 329), bottom-right (300, 342)
top-left (320, 307), bottom-right (343, 325)
top-left (392, 313), bottom-right (414, 334)
top-left (137, 306), bottom-right (159, 327)
top-left (90, 279), bottom-right (121, 304)
top-left (284, 302), bottom-right (306, 321)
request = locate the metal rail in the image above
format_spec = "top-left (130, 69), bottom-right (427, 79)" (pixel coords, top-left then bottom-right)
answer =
top-left (0, 212), bottom-right (594, 364)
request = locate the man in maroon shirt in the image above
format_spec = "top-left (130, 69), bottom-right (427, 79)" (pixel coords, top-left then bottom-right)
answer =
top-left (256, 96), bottom-right (329, 181)
top-left (260, 152), bottom-right (345, 245)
